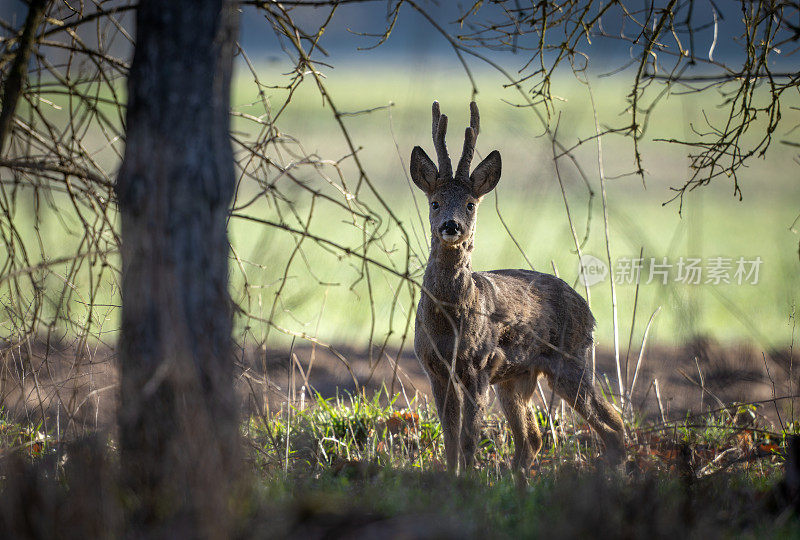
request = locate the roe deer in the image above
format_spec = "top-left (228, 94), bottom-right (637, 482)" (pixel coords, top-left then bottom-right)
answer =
top-left (410, 101), bottom-right (625, 476)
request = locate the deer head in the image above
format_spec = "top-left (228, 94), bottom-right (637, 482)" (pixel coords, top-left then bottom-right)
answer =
top-left (410, 101), bottom-right (502, 247)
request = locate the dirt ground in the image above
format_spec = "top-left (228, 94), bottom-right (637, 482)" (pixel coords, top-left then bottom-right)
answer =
top-left (1, 336), bottom-right (797, 437)
top-left (252, 337), bottom-right (798, 424)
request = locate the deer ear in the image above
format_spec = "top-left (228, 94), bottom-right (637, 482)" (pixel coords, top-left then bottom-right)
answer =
top-left (410, 146), bottom-right (439, 194)
top-left (470, 150), bottom-right (501, 197)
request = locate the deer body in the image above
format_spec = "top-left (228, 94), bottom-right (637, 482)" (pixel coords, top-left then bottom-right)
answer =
top-left (411, 102), bottom-right (624, 475)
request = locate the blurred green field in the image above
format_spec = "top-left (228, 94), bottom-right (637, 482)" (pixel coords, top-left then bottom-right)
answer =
top-left (3, 62), bottom-right (799, 352)
top-left (226, 62), bottom-right (800, 351)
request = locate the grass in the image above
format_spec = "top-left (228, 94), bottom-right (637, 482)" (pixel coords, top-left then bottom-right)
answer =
top-left (254, 466), bottom-right (798, 538)
top-left (247, 388), bottom-right (796, 476)
top-left (224, 63), bottom-right (800, 350)
top-left (0, 409), bottom-right (51, 461)
top-left (2, 391), bottom-right (799, 537)
top-left (242, 390), bottom-right (800, 537)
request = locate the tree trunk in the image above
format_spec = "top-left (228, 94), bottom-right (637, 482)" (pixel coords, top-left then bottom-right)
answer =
top-left (0, 0), bottom-right (50, 154)
top-left (115, 1), bottom-right (240, 536)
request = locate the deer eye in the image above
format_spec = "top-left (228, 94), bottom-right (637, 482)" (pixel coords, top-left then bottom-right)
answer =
top-left (466, 202), bottom-right (475, 211)
top-left (431, 201), bottom-right (440, 210)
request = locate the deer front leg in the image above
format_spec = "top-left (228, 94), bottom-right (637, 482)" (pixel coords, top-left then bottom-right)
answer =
top-left (430, 375), bottom-right (463, 474)
top-left (459, 370), bottom-right (490, 471)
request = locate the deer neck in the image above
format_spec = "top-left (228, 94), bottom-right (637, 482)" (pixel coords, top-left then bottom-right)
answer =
top-left (423, 234), bottom-right (475, 305)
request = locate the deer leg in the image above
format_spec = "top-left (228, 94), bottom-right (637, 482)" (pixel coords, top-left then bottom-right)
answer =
top-left (459, 372), bottom-right (490, 471)
top-left (430, 376), bottom-right (463, 473)
top-left (523, 401), bottom-right (543, 460)
top-left (496, 377), bottom-right (542, 476)
top-left (546, 360), bottom-right (625, 465)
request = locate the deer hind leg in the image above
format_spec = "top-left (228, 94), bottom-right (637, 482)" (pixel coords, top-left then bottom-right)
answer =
top-left (545, 358), bottom-right (625, 465)
top-left (496, 376), bottom-right (542, 476)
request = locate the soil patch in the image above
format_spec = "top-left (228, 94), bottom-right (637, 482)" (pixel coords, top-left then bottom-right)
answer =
top-left (1, 337), bottom-right (796, 436)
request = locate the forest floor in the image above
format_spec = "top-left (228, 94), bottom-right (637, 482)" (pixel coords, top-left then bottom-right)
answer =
top-left (1, 339), bottom-right (799, 537)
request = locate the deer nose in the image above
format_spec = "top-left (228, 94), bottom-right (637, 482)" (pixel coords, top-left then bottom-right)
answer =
top-left (439, 220), bottom-right (461, 236)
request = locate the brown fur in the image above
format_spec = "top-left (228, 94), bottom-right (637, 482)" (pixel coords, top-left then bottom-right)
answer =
top-left (410, 102), bottom-right (625, 476)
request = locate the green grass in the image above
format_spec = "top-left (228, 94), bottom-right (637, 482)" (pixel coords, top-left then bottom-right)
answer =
top-left (3, 393), bottom-right (799, 537)
top-left (247, 388), bottom-right (796, 475)
top-left (225, 63), bottom-right (800, 349)
top-left (240, 390), bottom-right (799, 537)
top-left (252, 467), bottom-right (799, 538)
top-left (0, 409), bottom-right (52, 461)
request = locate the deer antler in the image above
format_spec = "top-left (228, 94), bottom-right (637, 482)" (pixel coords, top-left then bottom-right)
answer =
top-left (455, 101), bottom-right (480, 180)
top-left (431, 101), bottom-right (452, 179)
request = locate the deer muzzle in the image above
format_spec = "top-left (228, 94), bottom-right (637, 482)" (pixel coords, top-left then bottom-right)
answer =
top-left (438, 220), bottom-right (463, 243)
